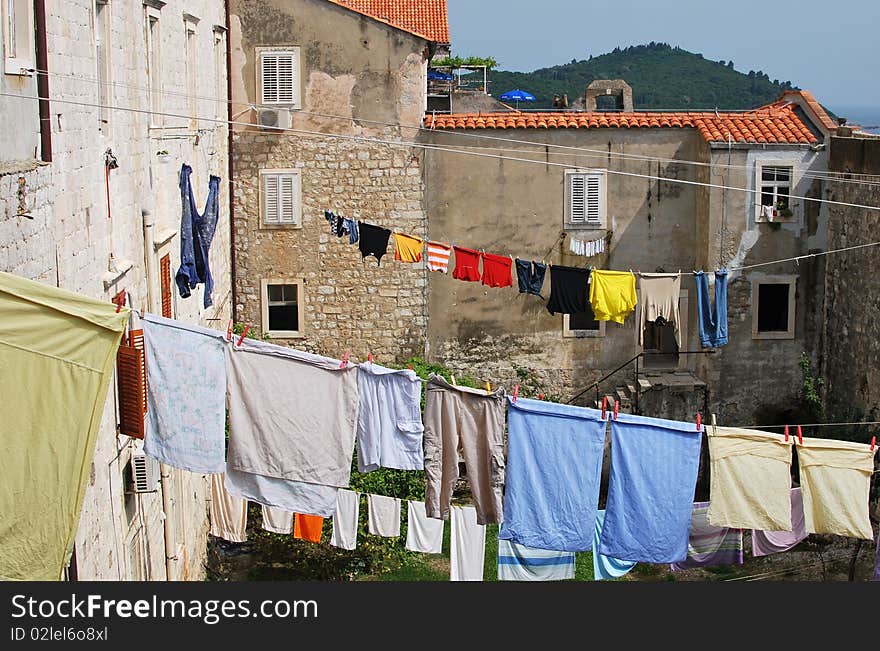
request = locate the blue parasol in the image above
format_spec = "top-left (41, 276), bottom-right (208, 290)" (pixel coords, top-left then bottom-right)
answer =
top-left (499, 88), bottom-right (536, 109)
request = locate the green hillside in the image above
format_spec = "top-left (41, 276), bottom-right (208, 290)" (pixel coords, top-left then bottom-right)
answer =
top-left (486, 42), bottom-right (797, 110)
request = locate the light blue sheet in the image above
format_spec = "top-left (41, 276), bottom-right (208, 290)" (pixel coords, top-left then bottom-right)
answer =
top-left (598, 412), bottom-right (702, 563)
top-left (593, 509), bottom-right (637, 580)
top-left (498, 397), bottom-right (606, 552)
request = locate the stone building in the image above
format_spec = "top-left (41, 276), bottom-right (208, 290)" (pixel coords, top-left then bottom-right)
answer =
top-left (0, 0), bottom-right (231, 580)
top-left (228, 0), bottom-right (449, 363)
top-left (421, 87), bottom-right (836, 424)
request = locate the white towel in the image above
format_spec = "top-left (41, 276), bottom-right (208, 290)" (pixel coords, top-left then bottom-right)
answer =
top-left (210, 474), bottom-right (248, 543)
top-left (497, 539), bottom-right (575, 581)
top-left (261, 505), bottom-right (293, 534)
top-left (450, 505), bottom-right (486, 581)
top-left (405, 500), bottom-right (444, 553)
top-left (330, 489), bottom-right (360, 550)
top-left (367, 494), bottom-right (401, 537)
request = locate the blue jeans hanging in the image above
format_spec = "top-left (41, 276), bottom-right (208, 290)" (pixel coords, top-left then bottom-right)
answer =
top-left (175, 164), bottom-right (220, 308)
top-left (694, 270), bottom-right (728, 348)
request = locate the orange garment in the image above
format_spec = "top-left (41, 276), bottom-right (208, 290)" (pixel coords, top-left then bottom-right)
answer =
top-left (393, 232), bottom-right (424, 263)
top-left (294, 513), bottom-right (324, 543)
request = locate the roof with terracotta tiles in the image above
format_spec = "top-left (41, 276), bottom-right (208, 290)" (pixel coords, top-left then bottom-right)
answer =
top-left (425, 98), bottom-right (824, 145)
top-left (328, 0), bottom-right (450, 43)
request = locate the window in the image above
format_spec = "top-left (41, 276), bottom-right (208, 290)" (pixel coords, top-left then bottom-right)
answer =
top-left (565, 169), bottom-right (606, 229)
top-left (260, 169), bottom-right (301, 226)
top-left (258, 48), bottom-right (300, 107)
top-left (755, 161), bottom-right (796, 222)
top-left (3, 0), bottom-right (33, 75)
top-left (145, 8), bottom-right (161, 127)
top-left (117, 328), bottom-right (147, 438)
top-left (159, 253), bottom-right (172, 318)
top-left (184, 17), bottom-right (197, 128)
top-left (752, 277), bottom-right (796, 339)
top-left (95, 1), bottom-right (110, 133)
top-left (213, 27), bottom-right (225, 119)
top-left (563, 303), bottom-right (605, 338)
top-left (261, 279), bottom-right (304, 337)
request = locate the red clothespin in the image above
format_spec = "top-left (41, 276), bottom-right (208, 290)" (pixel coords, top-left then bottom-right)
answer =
top-left (613, 400), bottom-right (619, 420)
top-left (340, 351), bottom-right (350, 369)
top-left (407, 363), bottom-right (413, 370)
top-left (538, 393), bottom-right (545, 401)
top-left (226, 320), bottom-right (233, 342)
top-left (601, 396), bottom-right (608, 420)
top-left (796, 425), bottom-right (803, 445)
top-left (696, 412), bottom-right (702, 431)
top-left (236, 323), bottom-right (251, 347)
top-left (784, 425), bottom-right (790, 443)
top-left (512, 384), bottom-right (519, 403)
top-left (367, 352), bottom-right (373, 364)
top-left (870, 436), bottom-right (876, 452)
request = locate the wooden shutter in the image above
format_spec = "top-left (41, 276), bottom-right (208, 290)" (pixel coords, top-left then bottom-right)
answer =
top-left (263, 173), bottom-right (298, 224)
top-left (117, 329), bottom-right (147, 439)
top-left (279, 174), bottom-right (296, 223)
top-left (585, 174), bottom-right (602, 223)
top-left (263, 173), bottom-right (279, 223)
top-left (261, 52), bottom-right (296, 104)
top-left (160, 254), bottom-right (172, 318)
top-left (568, 174), bottom-right (586, 223)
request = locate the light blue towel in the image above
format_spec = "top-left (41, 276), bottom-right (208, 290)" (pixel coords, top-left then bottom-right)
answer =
top-left (499, 397), bottom-right (606, 552)
top-left (593, 510), bottom-right (637, 580)
top-left (142, 313), bottom-right (227, 474)
top-left (497, 539), bottom-right (575, 581)
top-left (598, 412), bottom-right (703, 563)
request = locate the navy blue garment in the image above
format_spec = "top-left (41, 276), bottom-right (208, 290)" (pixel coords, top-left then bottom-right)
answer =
top-left (694, 270), bottom-right (728, 348)
top-left (515, 259), bottom-right (547, 296)
top-left (175, 164), bottom-right (220, 308)
top-left (546, 264), bottom-right (589, 315)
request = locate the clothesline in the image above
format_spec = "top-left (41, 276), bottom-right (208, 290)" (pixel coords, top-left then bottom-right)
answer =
top-left (27, 66), bottom-right (880, 189)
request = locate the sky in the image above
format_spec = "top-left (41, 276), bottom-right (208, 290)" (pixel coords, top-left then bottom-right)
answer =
top-left (445, 0), bottom-right (880, 112)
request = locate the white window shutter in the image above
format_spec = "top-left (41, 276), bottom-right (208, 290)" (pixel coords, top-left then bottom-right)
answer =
top-left (585, 175), bottom-right (601, 223)
top-left (279, 175), bottom-right (295, 224)
top-left (569, 174), bottom-right (586, 223)
top-left (263, 174), bottom-right (279, 223)
top-left (261, 52), bottom-right (297, 105)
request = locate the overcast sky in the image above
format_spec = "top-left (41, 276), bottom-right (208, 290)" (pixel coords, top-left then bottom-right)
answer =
top-left (446, 0), bottom-right (880, 110)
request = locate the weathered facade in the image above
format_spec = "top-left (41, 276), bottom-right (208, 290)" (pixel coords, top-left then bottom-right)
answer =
top-left (0, 0), bottom-right (230, 580)
top-left (422, 90), bottom-right (835, 423)
top-left (228, 0), bottom-right (449, 362)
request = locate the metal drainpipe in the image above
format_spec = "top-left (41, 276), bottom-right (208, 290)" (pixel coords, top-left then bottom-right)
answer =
top-left (142, 207), bottom-right (175, 581)
top-left (224, 0), bottom-right (236, 323)
top-left (34, 0), bottom-right (51, 162)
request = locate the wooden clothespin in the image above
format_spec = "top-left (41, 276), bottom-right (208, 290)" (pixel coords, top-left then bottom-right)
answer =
top-left (485, 380), bottom-right (492, 395)
top-left (512, 384), bottom-right (519, 403)
top-left (601, 396), bottom-right (608, 420)
top-left (613, 400), bottom-right (619, 420)
top-left (226, 320), bottom-right (233, 342)
top-left (236, 323), bottom-right (251, 347)
top-left (340, 351), bottom-right (350, 369)
top-left (711, 414), bottom-right (717, 428)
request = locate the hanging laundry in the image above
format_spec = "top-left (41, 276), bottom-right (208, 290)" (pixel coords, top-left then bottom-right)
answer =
top-left (568, 235), bottom-right (606, 257)
top-left (499, 397), bottom-right (605, 552)
top-left (423, 374), bottom-right (505, 525)
top-left (694, 270), bottom-right (729, 348)
top-left (343, 217), bottom-right (359, 245)
top-left (545, 264), bottom-right (590, 315)
top-left (761, 204), bottom-right (775, 221)
top-left (393, 232), bottom-right (424, 263)
top-left (175, 163), bottom-right (220, 308)
top-left (225, 339), bottom-right (358, 517)
top-left (589, 270), bottom-right (637, 324)
top-left (324, 210), bottom-right (343, 237)
top-left (752, 488), bottom-right (808, 557)
top-left (796, 437), bottom-right (875, 540)
top-left (142, 314), bottom-right (227, 474)
top-left (0, 271), bottom-right (129, 580)
top-left (497, 539), bottom-right (575, 581)
top-left (598, 413), bottom-right (702, 563)
top-left (210, 474), bottom-right (248, 543)
top-left (261, 505), bottom-right (294, 534)
top-left (670, 502), bottom-right (743, 571)
top-left (514, 259), bottom-right (547, 297)
top-left (706, 426), bottom-right (794, 531)
top-left (451, 246), bottom-right (482, 282)
top-left (592, 510), bottom-right (637, 581)
top-left (480, 252), bottom-right (514, 288)
top-left (330, 489), bottom-right (360, 551)
top-left (357, 221), bottom-right (392, 266)
top-left (357, 362), bottom-right (424, 473)
top-left (450, 505), bottom-right (486, 581)
top-left (405, 500), bottom-right (444, 554)
top-left (294, 513), bottom-right (324, 543)
top-left (367, 494), bottom-right (401, 537)
top-left (638, 273), bottom-right (682, 347)
top-left (426, 241), bottom-right (452, 273)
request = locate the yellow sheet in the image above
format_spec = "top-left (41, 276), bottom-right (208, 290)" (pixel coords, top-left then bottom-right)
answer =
top-left (0, 271), bottom-right (129, 580)
top-left (589, 270), bottom-right (637, 324)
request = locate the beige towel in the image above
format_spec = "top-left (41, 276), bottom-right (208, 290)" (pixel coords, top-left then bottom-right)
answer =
top-left (707, 426), bottom-right (793, 531)
top-left (261, 505), bottom-right (294, 534)
top-left (210, 474), bottom-right (248, 542)
top-left (797, 437), bottom-right (876, 540)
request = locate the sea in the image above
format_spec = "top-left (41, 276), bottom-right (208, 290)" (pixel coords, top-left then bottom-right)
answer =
top-left (827, 105), bottom-right (880, 135)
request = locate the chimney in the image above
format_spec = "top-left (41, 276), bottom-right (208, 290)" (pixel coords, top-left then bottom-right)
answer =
top-left (585, 80), bottom-right (633, 112)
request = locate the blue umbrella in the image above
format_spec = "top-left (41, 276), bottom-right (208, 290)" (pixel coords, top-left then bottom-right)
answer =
top-left (428, 69), bottom-right (454, 81)
top-left (499, 88), bottom-right (536, 109)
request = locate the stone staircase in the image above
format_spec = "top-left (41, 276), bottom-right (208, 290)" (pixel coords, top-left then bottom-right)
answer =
top-left (598, 370), bottom-right (707, 422)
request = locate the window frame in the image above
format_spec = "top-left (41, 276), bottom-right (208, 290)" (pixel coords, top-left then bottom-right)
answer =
top-left (751, 275), bottom-right (797, 339)
top-left (94, 0), bottom-right (111, 134)
top-left (259, 168), bottom-right (302, 228)
top-left (261, 278), bottom-right (305, 338)
top-left (144, 5), bottom-right (162, 128)
top-left (256, 46), bottom-right (301, 108)
top-left (3, 0), bottom-right (34, 76)
top-left (183, 14), bottom-right (198, 129)
top-left (562, 311), bottom-right (606, 338)
top-left (212, 26), bottom-right (226, 120)
top-left (564, 168), bottom-right (607, 230)
top-left (754, 159), bottom-right (798, 223)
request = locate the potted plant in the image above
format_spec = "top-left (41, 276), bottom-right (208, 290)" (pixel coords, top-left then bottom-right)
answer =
top-left (156, 150), bottom-right (172, 163)
top-left (775, 200), bottom-right (793, 219)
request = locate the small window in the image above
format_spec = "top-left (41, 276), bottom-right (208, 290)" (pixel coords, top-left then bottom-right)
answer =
top-left (184, 18), bottom-right (198, 128)
top-left (565, 169), bottom-right (606, 229)
top-left (145, 11), bottom-right (161, 127)
top-left (261, 279), bottom-right (304, 337)
top-left (3, 0), bottom-right (34, 75)
top-left (563, 303), bottom-right (605, 338)
top-left (756, 162), bottom-right (796, 222)
top-left (95, 0), bottom-right (111, 132)
top-left (261, 169), bottom-right (301, 226)
top-left (259, 48), bottom-right (300, 107)
top-left (752, 278), bottom-right (796, 339)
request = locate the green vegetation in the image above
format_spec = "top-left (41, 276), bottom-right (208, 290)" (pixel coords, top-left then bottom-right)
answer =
top-left (433, 54), bottom-right (498, 70)
top-left (488, 42), bottom-right (797, 110)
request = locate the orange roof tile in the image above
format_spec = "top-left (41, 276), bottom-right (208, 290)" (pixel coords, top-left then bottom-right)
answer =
top-left (328, 0), bottom-right (450, 43)
top-left (425, 101), bottom-right (820, 145)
